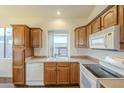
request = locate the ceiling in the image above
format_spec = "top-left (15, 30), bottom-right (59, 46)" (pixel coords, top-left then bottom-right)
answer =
top-left (0, 5), bottom-right (95, 18)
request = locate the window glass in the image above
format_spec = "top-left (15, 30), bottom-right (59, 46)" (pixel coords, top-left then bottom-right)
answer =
top-left (5, 28), bottom-right (12, 58)
top-left (0, 28), bottom-right (4, 58)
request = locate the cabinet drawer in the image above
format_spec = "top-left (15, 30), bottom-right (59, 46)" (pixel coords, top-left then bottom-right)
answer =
top-left (57, 62), bottom-right (70, 67)
top-left (45, 62), bottom-right (56, 67)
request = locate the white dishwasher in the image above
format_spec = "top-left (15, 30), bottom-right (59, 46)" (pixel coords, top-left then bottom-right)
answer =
top-left (26, 62), bottom-right (44, 86)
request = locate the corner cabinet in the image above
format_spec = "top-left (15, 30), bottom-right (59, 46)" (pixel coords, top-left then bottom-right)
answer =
top-left (44, 62), bottom-right (79, 85)
top-left (74, 27), bottom-right (87, 48)
top-left (31, 28), bottom-right (43, 48)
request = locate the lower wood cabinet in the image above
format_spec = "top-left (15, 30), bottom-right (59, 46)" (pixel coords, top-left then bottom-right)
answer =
top-left (44, 62), bottom-right (79, 85)
top-left (44, 65), bottom-right (57, 85)
top-left (57, 63), bottom-right (70, 84)
top-left (13, 66), bottom-right (25, 84)
top-left (70, 62), bottom-right (80, 84)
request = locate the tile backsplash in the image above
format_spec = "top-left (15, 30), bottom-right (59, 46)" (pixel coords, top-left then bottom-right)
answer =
top-left (76, 48), bottom-right (124, 60)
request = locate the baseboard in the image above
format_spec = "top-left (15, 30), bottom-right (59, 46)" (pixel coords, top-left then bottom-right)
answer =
top-left (0, 77), bottom-right (12, 83)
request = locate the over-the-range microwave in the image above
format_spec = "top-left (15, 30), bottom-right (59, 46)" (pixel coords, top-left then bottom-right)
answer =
top-left (89, 25), bottom-right (120, 50)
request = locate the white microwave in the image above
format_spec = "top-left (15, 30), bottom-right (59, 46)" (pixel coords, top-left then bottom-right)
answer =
top-left (89, 25), bottom-right (120, 50)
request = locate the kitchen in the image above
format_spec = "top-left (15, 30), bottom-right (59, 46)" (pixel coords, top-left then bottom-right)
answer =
top-left (0, 5), bottom-right (124, 88)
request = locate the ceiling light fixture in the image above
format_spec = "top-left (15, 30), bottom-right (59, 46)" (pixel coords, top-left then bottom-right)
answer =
top-left (57, 11), bottom-right (61, 15)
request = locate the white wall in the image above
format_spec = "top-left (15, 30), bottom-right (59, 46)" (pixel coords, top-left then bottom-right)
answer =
top-left (0, 59), bottom-right (12, 77)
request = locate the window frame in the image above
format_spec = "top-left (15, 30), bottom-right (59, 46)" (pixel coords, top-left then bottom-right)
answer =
top-left (0, 27), bottom-right (12, 58)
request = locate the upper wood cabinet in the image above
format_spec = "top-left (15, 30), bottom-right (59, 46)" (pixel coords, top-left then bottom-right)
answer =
top-left (91, 17), bottom-right (101, 33)
top-left (86, 24), bottom-right (92, 47)
top-left (13, 25), bottom-right (25, 46)
top-left (101, 6), bottom-right (117, 29)
top-left (75, 29), bottom-right (79, 48)
top-left (13, 25), bottom-right (31, 47)
top-left (118, 5), bottom-right (124, 49)
top-left (31, 28), bottom-right (42, 48)
top-left (75, 27), bottom-right (87, 48)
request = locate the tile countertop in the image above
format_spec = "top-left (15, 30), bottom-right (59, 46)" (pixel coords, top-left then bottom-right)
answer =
top-left (99, 79), bottom-right (124, 88)
top-left (25, 56), bottom-right (99, 64)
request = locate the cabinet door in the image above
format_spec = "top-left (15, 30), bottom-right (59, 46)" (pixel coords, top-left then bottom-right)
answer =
top-left (75, 29), bottom-right (79, 48)
top-left (25, 26), bottom-right (31, 48)
top-left (31, 28), bottom-right (42, 48)
top-left (70, 63), bottom-right (80, 85)
top-left (57, 66), bottom-right (70, 84)
top-left (78, 27), bottom-right (87, 48)
top-left (118, 5), bottom-right (124, 49)
top-left (101, 6), bottom-right (117, 29)
top-left (91, 17), bottom-right (101, 33)
top-left (13, 47), bottom-right (25, 66)
top-left (86, 24), bottom-right (92, 47)
top-left (44, 64), bottom-right (57, 85)
top-left (13, 26), bottom-right (25, 46)
top-left (13, 66), bottom-right (25, 84)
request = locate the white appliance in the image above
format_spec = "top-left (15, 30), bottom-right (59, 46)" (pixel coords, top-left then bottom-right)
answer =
top-left (26, 62), bottom-right (44, 86)
top-left (89, 25), bottom-right (120, 50)
top-left (80, 56), bottom-right (124, 88)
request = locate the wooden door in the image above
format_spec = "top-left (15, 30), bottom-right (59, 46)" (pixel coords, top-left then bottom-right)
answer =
top-left (70, 62), bottom-right (80, 85)
top-left (57, 63), bottom-right (70, 84)
top-left (74, 29), bottom-right (79, 48)
top-left (101, 6), bottom-right (117, 29)
top-left (13, 66), bottom-right (25, 84)
top-left (91, 17), bottom-right (101, 33)
top-left (13, 46), bottom-right (25, 66)
top-left (118, 5), bottom-right (124, 49)
top-left (25, 26), bottom-right (31, 48)
top-left (44, 63), bottom-right (57, 85)
top-left (13, 26), bottom-right (25, 46)
top-left (31, 28), bottom-right (42, 48)
top-left (78, 27), bottom-right (87, 48)
top-left (86, 24), bottom-right (92, 47)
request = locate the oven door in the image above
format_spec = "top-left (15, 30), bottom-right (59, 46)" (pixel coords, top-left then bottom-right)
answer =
top-left (89, 35), bottom-right (107, 49)
top-left (80, 65), bottom-right (97, 88)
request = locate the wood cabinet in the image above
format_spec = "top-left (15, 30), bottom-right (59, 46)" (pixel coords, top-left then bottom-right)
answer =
top-left (91, 17), bottom-right (101, 33)
top-left (118, 5), bottom-right (124, 49)
top-left (75, 29), bottom-right (79, 48)
top-left (13, 66), bottom-right (25, 84)
top-left (57, 63), bottom-right (70, 84)
top-left (12, 25), bottom-right (33, 85)
top-left (70, 62), bottom-right (80, 84)
top-left (13, 26), bottom-right (25, 46)
top-left (44, 63), bottom-right (57, 85)
top-left (75, 27), bottom-right (87, 48)
top-left (101, 6), bottom-right (117, 29)
top-left (13, 47), bottom-right (25, 66)
top-left (31, 28), bottom-right (42, 48)
top-left (44, 62), bottom-right (79, 85)
top-left (86, 24), bottom-right (92, 47)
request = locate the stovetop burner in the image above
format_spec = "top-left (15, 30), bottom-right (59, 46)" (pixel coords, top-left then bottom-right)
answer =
top-left (83, 64), bottom-right (123, 78)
